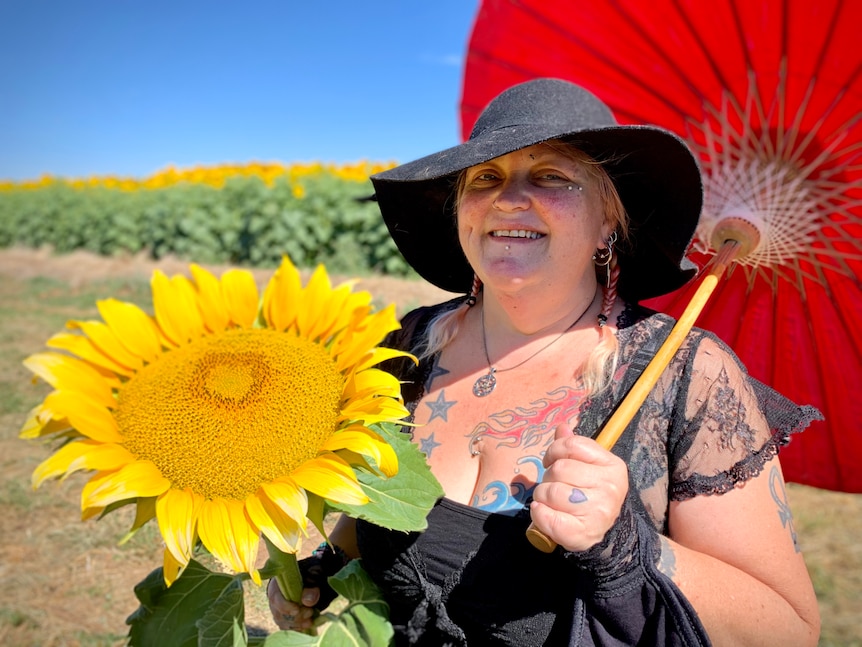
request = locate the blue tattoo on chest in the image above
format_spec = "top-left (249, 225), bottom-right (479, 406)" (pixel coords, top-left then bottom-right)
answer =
top-left (472, 456), bottom-right (546, 514)
top-left (424, 389), bottom-right (456, 422)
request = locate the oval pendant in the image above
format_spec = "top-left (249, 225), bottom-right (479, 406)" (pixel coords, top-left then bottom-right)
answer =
top-left (472, 372), bottom-right (497, 397)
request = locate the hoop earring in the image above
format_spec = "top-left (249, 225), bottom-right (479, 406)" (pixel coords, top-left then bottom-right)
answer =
top-left (592, 231), bottom-right (618, 289)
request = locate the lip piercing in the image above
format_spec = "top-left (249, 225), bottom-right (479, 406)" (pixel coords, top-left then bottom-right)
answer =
top-left (505, 245), bottom-right (510, 250)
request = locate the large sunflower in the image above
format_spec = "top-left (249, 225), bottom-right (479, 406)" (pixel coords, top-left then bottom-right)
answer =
top-left (21, 256), bottom-right (413, 586)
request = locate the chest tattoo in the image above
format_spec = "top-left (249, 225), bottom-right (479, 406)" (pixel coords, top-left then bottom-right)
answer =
top-left (467, 386), bottom-right (585, 451)
top-left (424, 389), bottom-right (456, 422)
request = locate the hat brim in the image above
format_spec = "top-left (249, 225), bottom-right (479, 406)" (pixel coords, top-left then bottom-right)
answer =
top-left (371, 124), bottom-right (701, 302)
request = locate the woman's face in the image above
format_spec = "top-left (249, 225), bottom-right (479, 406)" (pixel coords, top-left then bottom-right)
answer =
top-left (457, 143), bottom-right (612, 296)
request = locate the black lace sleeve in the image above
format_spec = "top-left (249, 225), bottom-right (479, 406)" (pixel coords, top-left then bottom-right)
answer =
top-left (669, 332), bottom-right (822, 500)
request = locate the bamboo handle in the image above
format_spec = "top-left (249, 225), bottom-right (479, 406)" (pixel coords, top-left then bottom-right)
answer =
top-left (526, 241), bottom-right (740, 552)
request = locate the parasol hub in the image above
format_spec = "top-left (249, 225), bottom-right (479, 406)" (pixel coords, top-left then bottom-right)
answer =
top-left (709, 212), bottom-right (762, 261)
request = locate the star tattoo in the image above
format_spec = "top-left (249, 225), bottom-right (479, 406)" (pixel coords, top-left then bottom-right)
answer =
top-left (426, 362), bottom-right (450, 389)
top-left (425, 389), bottom-right (456, 422)
top-left (420, 432), bottom-right (442, 457)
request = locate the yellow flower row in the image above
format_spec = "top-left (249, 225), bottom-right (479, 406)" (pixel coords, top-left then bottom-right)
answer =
top-left (0, 160), bottom-right (398, 192)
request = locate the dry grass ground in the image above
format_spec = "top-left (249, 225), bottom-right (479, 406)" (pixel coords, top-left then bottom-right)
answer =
top-left (0, 247), bottom-right (859, 646)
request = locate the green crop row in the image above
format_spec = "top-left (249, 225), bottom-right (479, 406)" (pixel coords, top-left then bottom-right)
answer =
top-left (0, 174), bottom-right (416, 277)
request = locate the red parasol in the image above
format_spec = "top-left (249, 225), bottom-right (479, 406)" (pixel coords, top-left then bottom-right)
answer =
top-left (460, 0), bottom-right (862, 493)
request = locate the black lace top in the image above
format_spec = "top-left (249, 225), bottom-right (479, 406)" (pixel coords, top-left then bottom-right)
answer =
top-left (354, 301), bottom-right (820, 646)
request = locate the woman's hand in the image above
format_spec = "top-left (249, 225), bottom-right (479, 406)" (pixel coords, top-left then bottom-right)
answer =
top-left (529, 424), bottom-right (629, 553)
top-left (266, 578), bottom-right (320, 632)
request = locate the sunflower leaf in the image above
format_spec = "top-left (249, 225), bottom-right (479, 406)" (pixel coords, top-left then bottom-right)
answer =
top-left (197, 577), bottom-right (248, 647)
top-left (126, 559), bottom-right (241, 647)
top-left (327, 422), bottom-right (443, 531)
top-left (262, 560), bottom-right (393, 647)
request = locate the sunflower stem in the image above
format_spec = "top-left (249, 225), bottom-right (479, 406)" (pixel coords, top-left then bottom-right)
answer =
top-left (275, 557), bottom-right (304, 604)
top-left (264, 536), bottom-right (305, 603)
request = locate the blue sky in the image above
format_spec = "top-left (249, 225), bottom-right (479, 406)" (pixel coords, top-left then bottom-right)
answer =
top-left (0, 1), bottom-right (480, 181)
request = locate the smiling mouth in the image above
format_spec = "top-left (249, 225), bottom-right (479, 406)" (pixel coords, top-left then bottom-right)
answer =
top-left (490, 230), bottom-right (543, 239)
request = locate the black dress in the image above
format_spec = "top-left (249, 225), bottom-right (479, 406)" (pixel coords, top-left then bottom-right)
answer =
top-left (354, 300), bottom-right (820, 646)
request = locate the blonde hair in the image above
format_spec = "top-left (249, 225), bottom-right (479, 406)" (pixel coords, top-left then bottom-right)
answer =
top-left (419, 141), bottom-right (630, 399)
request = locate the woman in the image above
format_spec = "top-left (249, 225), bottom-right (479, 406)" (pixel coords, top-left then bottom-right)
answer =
top-left (268, 78), bottom-right (821, 646)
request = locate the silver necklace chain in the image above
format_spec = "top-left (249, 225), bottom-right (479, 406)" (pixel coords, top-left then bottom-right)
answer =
top-left (472, 298), bottom-right (594, 397)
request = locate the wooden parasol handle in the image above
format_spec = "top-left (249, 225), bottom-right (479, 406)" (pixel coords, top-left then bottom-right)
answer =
top-left (525, 240), bottom-right (742, 553)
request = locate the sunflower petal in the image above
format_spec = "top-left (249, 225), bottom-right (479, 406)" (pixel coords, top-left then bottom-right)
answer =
top-left (291, 454), bottom-right (368, 505)
top-left (190, 264), bottom-right (230, 332)
top-left (343, 368), bottom-right (404, 401)
top-left (162, 546), bottom-right (186, 586)
top-left (355, 346), bottom-right (416, 372)
top-left (296, 265), bottom-right (332, 339)
top-left (66, 320), bottom-right (144, 372)
top-left (81, 461), bottom-right (171, 510)
top-left (262, 256), bottom-right (302, 331)
top-left (332, 305), bottom-right (401, 372)
top-left (323, 425), bottom-right (398, 477)
top-left (46, 332), bottom-right (134, 377)
top-left (338, 395), bottom-right (410, 426)
top-left (24, 352), bottom-right (116, 408)
top-left (259, 479), bottom-right (309, 529)
top-left (157, 488), bottom-right (202, 571)
top-left (19, 405), bottom-right (71, 439)
top-left (245, 490), bottom-right (303, 555)
top-left (306, 493), bottom-right (328, 539)
top-left (310, 283), bottom-right (371, 342)
top-left (42, 391), bottom-right (122, 443)
top-left (152, 271), bottom-right (205, 346)
top-left (302, 272), bottom-right (369, 342)
top-left (97, 298), bottom-right (163, 363)
top-left (221, 269), bottom-right (259, 328)
top-left (32, 440), bottom-right (134, 487)
top-left (81, 505), bottom-right (105, 521)
top-left (119, 496), bottom-right (157, 545)
top-left (330, 449), bottom-right (373, 474)
top-left (197, 498), bottom-right (261, 584)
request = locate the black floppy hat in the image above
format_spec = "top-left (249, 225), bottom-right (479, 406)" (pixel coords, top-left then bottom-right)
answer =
top-left (370, 78), bottom-right (703, 302)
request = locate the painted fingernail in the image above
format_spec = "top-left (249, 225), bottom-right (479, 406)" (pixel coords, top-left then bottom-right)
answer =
top-left (568, 488), bottom-right (588, 504)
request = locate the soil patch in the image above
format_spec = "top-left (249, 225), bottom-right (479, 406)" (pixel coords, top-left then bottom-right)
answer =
top-left (0, 246), bottom-right (457, 311)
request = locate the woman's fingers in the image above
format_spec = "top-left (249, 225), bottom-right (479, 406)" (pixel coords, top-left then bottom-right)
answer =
top-left (531, 425), bottom-right (628, 552)
top-left (542, 425), bottom-right (620, 468)
top-left (267, 578), bottom-right (320, 631)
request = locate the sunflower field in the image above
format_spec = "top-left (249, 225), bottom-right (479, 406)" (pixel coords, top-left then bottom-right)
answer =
top-left (0, 161), bottom-right (415, 277)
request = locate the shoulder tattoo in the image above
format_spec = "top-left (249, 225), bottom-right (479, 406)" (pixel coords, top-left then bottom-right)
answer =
top-left (769, 465), bottom-right (801, 553)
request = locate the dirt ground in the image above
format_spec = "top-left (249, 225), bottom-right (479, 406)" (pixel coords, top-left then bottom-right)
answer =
top-left (0, 246), bottom-right (456, 307)
top-left (0, 246), bottom-right (455, 646)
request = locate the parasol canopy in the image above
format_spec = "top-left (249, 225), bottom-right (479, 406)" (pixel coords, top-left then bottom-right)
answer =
top-left (460, 0), bottom-right (862, 492)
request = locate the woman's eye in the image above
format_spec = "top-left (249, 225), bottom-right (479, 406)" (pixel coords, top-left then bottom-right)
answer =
top-left (536, 172), bottom-right (571, 183)
top-left (470, 172), bottom-right (500, 184)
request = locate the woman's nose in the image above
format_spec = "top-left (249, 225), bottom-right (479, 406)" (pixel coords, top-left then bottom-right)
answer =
top-left (492, 177), bottom-right (530, 212)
